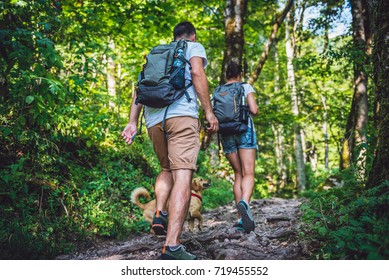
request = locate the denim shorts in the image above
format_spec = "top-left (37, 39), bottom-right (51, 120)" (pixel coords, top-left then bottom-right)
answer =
top-left (220, 119), bottom-right (258, 154)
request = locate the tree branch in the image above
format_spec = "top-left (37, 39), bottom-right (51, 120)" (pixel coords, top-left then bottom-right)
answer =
top-left (248, 0), bottom-right (294, 85)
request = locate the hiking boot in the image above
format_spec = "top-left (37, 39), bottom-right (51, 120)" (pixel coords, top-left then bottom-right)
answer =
top-left (233, 219), bottom-right (244, 231)
top-left (161, 244), bottom-right (197, 260)
top-left (237, 200), bottom-right (255, 233)
top-left (151, 210), bottom-right (168, 236)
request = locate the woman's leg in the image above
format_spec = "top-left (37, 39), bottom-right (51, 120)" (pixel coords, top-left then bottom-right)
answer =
top-left (238, 148), bottom-right (256, 203)
top-left (226, 151), bottom-right (243, 205)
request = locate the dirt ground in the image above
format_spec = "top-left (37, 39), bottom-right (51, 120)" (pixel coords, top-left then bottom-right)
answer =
top-left (57, 198), bottom-right (312, 260)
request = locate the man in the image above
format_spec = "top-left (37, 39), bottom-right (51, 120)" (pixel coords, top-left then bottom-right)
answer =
top-left (122, 21), bottom-right (218, 260)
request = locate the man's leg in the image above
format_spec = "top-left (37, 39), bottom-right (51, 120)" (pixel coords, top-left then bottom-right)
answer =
top-left (155, 170), bottom-right (173, 212)
top-left (148, 123), bottom-right (172, 235)
top-left (165, 169), bottom-right (193, 246)
top-left (161, 117), bottom-right (199, 259)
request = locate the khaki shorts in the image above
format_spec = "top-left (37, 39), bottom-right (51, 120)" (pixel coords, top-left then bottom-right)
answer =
top-left (147, 116), bottom-right (201, 171)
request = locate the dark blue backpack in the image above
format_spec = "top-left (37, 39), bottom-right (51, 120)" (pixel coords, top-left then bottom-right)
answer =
top-left (212, 82), bottom-right (249, 135)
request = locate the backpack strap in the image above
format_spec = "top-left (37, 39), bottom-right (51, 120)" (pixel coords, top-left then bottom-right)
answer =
top-left (161, 105), bottom-right (170, 132)
top-left (137, 106), bottom-right (145, 137)
top-left (217, 132), bottom-right (222, 161)
top-left (181, 82), bottom-right (193, 103)
top-left (169, 55), bottom-right (192, 80)
top-left (249, 116), bottom-right (254, 146)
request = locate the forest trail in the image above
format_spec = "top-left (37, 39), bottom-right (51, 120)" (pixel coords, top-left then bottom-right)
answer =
top-left (57, 198), bottom-right (311, 260)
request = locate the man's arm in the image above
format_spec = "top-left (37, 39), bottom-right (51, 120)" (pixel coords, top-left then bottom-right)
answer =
top-left (190, 56), bottom-right (218, 132)
top-left (122, 91), bottom-right (143, 145)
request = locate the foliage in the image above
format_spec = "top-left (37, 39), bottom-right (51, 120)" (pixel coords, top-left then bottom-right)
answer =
top-left (300, 180), bottom-right (389, 259)
top-left (201, 178), bottom-right (235, 210)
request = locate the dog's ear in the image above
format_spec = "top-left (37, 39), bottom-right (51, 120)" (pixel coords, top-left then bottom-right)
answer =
top-left (195, 178), bottom-right (202, 187)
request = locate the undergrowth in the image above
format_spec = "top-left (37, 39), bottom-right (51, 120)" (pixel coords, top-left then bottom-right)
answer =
top-left (0, 136), bottom-right (238, 259)
top-left (300, 180), bottom-right (389, 259)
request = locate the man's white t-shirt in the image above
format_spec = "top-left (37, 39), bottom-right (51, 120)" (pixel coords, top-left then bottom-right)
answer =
top-left (144, 41), bottom-right (208, 128)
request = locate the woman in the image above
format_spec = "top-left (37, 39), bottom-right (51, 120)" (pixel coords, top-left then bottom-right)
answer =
top-left (220, 61), bottom-right (259, 233)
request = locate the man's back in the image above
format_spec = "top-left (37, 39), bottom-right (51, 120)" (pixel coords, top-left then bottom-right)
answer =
top-left (144, 41), bottom-right (208, 128)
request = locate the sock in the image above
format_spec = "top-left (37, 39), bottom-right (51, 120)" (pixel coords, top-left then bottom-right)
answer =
top-left (167, 244), bottom-right (181, 251)
top-left (240, 199), bottom-right (249, 207)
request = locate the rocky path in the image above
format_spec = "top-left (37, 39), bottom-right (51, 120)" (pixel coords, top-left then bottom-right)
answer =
top-left (57, 198), bottom-right (310, 260)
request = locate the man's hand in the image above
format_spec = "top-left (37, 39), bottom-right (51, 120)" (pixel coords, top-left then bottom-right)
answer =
top-left (205, 111), bottom-right (219, 133)
top-left (122, 122), bottom-right (137, 145)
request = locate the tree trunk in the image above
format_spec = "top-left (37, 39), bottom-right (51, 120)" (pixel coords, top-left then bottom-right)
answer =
top-left (272, 124), bottom-right (288, 190)
top-left (272, 45), bottom-right (287, 190)
top-left (366, 0), bottom-right (389, 188)
top-left (285, 10), bottom-right (306, 192)
top-left (321, 94), bottom-right (329, 170)
top-left (340, 0), bottom-right (371, 182)
top-left (220, 0), bottom-right (248, 84)
top-left (248, 0), bottom-right (294, 85)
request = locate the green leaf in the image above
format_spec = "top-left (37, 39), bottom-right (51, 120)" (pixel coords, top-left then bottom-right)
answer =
top-left (11, 0), bottom-right (27, 7)
top-left (25, 96), bottom-right (35, 104)
top-left (318, 226), bottom-right (328, 236)
top-left (18, 116), bottom-right (26, 126)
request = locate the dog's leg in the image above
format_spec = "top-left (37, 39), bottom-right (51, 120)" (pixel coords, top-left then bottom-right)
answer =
top-left (188, 218), bottom-right (195, 232)
top-left (190, 211), bottom-right (203, 231)
top-left (198, 215), bottom-right (203, 231)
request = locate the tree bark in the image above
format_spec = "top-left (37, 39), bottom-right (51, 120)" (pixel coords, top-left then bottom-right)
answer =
top-left (248, 0), bottom-right (294, 85)
top-left (285, 10), bottom-right (306, 192)
top-left (366, 0), bottom-right (389, 188)
top-left (321, 94), bottom-right (329, 170)
top-left (220, 0), bottom-right (248, 84)
top-left (340, 0), bottom-right (371, 181)
top-left (272, 45), bottom-right (287, 190)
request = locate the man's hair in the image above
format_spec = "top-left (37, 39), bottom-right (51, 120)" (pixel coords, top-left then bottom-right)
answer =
top-left (226, 60), bottom-right (242, 80)
top-left (173, 21), bottom-right (196, 40)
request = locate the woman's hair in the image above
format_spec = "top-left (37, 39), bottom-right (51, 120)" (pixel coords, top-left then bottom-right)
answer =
top-left (226, 60), bottom-right (243, 80)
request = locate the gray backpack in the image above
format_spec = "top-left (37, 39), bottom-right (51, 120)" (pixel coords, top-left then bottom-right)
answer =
top-left (212, 82), bottom-right (250, 135)
top-left (135, 39), bottom-right (192, 108)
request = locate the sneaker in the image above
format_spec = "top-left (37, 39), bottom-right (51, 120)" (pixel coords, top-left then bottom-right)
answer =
top-left (237, 200), bottom-right (255, 233)
top-left (161, 244), bottom-right (197, 260)
top-left (151, 210), bottom-right (168, 236)
top-left (233, 219), bottom-right (244, 231)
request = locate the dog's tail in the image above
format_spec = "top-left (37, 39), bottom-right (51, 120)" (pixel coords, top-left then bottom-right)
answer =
top-left (130, 187), bottom-right (151, 210)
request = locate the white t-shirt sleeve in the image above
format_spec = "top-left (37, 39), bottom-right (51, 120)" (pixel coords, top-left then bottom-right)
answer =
top-left (187, 42), bottom-right (208, 68)
top-left (243, 83), bottom-right (255, 98)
